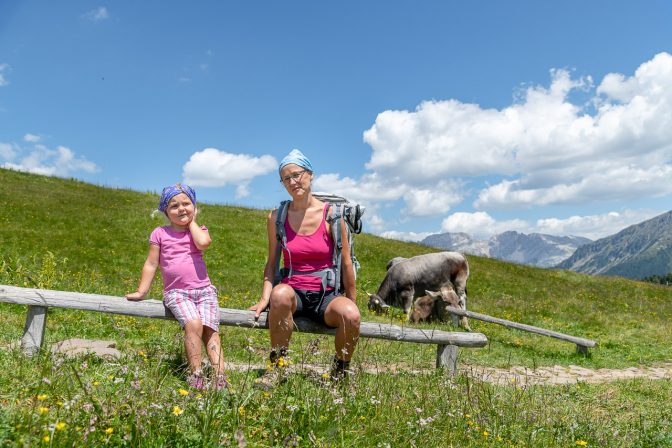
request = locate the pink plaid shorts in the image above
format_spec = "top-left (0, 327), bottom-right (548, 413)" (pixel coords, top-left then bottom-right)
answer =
top-left (163, 285), bottom-right (220, 332)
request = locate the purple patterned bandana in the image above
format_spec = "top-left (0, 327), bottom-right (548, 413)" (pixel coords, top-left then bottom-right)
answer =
top-left (158, 183), bottom-right (196, 213)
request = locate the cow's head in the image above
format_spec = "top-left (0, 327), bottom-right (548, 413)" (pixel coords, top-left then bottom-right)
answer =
top-left (432, 288), bottom-right (461, 322)
top-left (367, 292), bottom-right (389, 314)
top-left (409, 294), bottom-right (435, 323)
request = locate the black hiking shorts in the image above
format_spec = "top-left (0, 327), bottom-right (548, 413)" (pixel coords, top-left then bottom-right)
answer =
top-left (293, 288), bottom-right (339, 326)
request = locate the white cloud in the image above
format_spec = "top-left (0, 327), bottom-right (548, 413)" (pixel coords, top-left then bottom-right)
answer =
top-left (535, 209), bottom-right (661, 240)
top-left (361, 52), bottom-right (672, 212)
top-left (23, 133), bottom-right (41, 143)
top-left (182, 148), bottom-right (277, 197)
top-left (83, 7), bottom-right (109, 22)
top-left (0, 63), bottom-right (10, 86)
top-left (1, 143), bottom-right (99, 177)
top-left (0, 143), bottom-right (17, 160)
top-left (379, 230), bottom-right (433, 242)
top-left (441, 212), bottom-right (530, 239)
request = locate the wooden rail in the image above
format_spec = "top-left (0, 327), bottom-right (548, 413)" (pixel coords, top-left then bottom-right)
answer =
top-left (0, 285), bottom-right (488, 373)
top-left (445, 306), bottom-right (596, 354)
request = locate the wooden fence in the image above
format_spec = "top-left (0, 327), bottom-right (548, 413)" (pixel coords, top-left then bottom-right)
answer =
top-left (445, 306), bottom-right (596, 354)
top-left (0, 285), bottom-right (488, 374)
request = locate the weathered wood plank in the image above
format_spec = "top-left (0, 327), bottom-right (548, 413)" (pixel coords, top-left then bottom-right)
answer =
top-left (21, 305), bottom-right (48, 357)
top-left (445, 306), bottom-right (596, 349)
top-left (436, 344), bottom-right (458, 374)
top-left (0, 285), bottom-right (488, 348)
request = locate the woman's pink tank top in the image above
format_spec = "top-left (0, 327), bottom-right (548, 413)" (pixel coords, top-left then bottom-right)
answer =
top-left (281, 203), bottom-right (335, 291)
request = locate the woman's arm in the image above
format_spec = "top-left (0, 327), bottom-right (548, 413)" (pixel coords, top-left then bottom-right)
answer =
top-left (249, 210), bottom-right (278, 319)
top-left (339, 215), bottom-right (357, 302)
top-left (126, 244), bottom-right (160, 301)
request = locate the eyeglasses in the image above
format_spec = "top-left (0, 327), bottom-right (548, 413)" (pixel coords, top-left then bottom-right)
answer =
top-left (280, 170), bottom-right (307, 184)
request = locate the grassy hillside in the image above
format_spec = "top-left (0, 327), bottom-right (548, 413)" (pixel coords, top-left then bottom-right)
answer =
top-left (2, 168), bottom-right (672, 447)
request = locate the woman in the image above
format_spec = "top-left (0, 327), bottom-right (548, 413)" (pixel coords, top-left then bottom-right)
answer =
top-left (250, 149), bottom-right (361, 382)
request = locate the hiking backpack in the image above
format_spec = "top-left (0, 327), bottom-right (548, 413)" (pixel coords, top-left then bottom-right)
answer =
top-left (273, 193), bottom-right (364, 294)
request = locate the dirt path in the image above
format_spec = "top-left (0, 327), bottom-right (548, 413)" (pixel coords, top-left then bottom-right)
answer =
top-left (222, 361), bottom-right (672, 386)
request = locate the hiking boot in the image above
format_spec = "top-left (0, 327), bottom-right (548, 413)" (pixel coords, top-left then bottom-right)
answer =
top-left (186, 371), bottom-right (205, 390)
top-left (254, 350), bottom-right (291, 390)
top-left (329, 357), bottom-right (351, 382)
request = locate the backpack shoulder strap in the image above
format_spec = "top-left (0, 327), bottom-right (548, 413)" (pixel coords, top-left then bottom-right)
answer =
top-left (273, 200), bottom-right (291, 285)
top-left (329, 202), bottom-right (344, 293)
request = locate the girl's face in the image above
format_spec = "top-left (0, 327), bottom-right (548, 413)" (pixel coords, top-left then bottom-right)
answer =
top-left (165, 193), bottom-right (195, 229)
top-left (280, 164), bottom-right (312, 198)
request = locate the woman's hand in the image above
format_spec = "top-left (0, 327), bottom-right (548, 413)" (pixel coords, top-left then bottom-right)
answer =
top-left (249, 297), bottom-right (270, 320)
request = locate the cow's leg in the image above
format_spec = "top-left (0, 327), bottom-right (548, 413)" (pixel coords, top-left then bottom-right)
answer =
top-left (399, 287), bottom-right (415, 321)
top-left (453, 271), bottom-right (471, 331)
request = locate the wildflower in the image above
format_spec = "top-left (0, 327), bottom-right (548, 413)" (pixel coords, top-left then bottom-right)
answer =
top-left (43, 436), bottom-right (50, 443)
top-left (55, 422), bottom-right (66, 431)
top-left (93, 381), bottom-right (100, 386)
top-left (105, 427), bottom-right (114, 434)
top-left (37, 394), bottom-right (48, 401)
top-left (39, 407), bottom-right (49, 414)
top-left (178, 388), bottom-right (190, 396)
top-left (321, 373), bottom-right (331, 380)
top-left (483, 431), bottom-right (489, 438)
top-left (172, 406), bottom-right (184, 416)
top-left (56, 401), bottom-right (63, 407)
top-left (359, 416), bottom-right (366, 421)
top-left (42, 378), bottom-right (51, 385)
top-left (576, 441), bottom-right (588, 446)
top-left (238, 405), bottom-right (245, 416)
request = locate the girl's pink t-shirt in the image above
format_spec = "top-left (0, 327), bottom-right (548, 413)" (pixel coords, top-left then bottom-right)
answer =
top-left (150, 226), bottom-right (211, 292)
top-left (281, 204), bottom-right (335, 291)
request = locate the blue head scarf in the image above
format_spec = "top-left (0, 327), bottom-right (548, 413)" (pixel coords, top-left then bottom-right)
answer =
top-left (158, 183), bottom-right (196, 213)
top-left (278, 149), bottom-right (313, 174)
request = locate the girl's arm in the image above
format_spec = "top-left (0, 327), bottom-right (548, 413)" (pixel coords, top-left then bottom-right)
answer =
top-left (339, 215), bottom-right (357, 302)
top-left (249, 210), bottom-right (277, 319)
top-left (126, 244), bottom-right (160, 301)
top-left (189, 216), bottom-right (212, 251)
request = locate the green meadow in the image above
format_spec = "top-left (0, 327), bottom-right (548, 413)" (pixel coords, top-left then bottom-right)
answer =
top-left (1, 167), bottom-right (672, 447)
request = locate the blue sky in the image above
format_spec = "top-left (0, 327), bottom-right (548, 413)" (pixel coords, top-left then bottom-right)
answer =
top-left (2, 1), bottom-right (671, 241)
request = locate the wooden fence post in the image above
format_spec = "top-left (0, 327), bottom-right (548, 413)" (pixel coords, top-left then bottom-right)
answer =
top-left (21, 305), bottom-right (48, 357)
top-left (436, 344), bottom-right (458, 375)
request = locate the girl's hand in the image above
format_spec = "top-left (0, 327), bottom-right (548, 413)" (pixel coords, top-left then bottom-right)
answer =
top-left (126, 291), bottom-right (147, 301)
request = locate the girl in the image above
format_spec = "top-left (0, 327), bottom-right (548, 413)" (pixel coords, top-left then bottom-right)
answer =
top-left (126, 183), bottom-right (228, 390)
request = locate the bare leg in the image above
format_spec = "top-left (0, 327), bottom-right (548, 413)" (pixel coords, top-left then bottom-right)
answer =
top-left (268, 284), bottom-right (297, 351)
top-left (202, 327), bottom-right (225, 375)
top-left (184, 319), bottom-right (204, 373)
top-left (324, 296), bottom-right (361, 361)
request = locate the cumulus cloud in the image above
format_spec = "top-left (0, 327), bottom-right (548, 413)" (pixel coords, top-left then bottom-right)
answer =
top-left (379, 230), bottom-right (434, 242)
top-left (182, 148), bottom-right (277, 198)
top-left (23, 133), bottom-right (41, 143)
top-left (535, 209), bottom-right (660, 240)
top-left (361, 52), bottom-right (672, 215)
top-left (1, 142), bottom-right (98, 177)
top-left (441, 212), bottom-right (530, 239)
top-left (82, 7), bottom-right (109, 22)
top-left (0, 63), bottom-right (10, 86)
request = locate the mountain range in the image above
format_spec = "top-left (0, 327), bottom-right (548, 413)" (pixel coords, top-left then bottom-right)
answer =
top-left (421, 210), bottom-right (672, 280)
top-left (556, 210), bottom-right (672, 279)
top-left (421, 231), bottom-right (592, 268)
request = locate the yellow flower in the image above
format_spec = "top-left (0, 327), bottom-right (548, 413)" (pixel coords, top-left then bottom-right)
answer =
top-left (575, 441), bottom-right (588, 446)
top-left (483, 431), bottom-right (489, 438)
top-left (359, 416), bottom-right (366, 421)
top-left (38, 407), bottom-right (49, 414)
top-left (238, 405), bottom-right (246, 416)
top-left (105, 427), bottom-right (114, 434)
top-left (321, 373), bottom-right (330, 379)
top-left (277, 357), bottom-right (289, 368)
top-left (55, 422), bottom-right (66, 431)
top-left (172, 406), bottom-right (184, 416)
top-left (37, 394), bottom-right (48, 401)
top-left (93, 381), bottom-right (100, 386)
top-left (43, 436), bottom-right (50, 443)
top-left (178, 389), bottom-right (189, 396)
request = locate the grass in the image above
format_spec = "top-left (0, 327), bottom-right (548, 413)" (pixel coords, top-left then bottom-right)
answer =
top-left (1, 167), bottom-right (672, 446)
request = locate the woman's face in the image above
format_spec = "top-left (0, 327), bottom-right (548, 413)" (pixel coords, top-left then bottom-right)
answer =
top-left (280, 164), bottom-right (312, 197)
